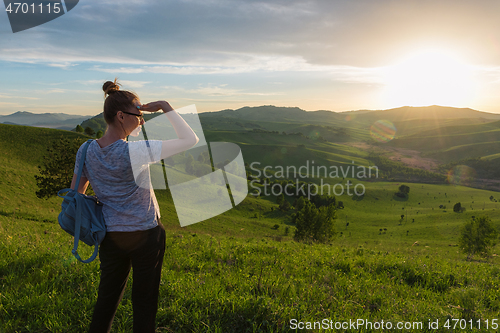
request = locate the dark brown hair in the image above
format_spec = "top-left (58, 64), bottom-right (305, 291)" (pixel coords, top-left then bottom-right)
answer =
top-left (102, 79), bottom-right (139, 124)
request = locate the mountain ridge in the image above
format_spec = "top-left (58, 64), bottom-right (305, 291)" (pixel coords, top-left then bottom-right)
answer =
top-left (0, 111), bottom-right (92, 130)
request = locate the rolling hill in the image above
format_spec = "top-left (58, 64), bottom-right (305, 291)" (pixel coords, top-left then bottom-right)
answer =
top-left (75, 105), bottom-right (500, 189)
top-left (0, 111), bottom-right (91, 130)
top-left (1, 122), bottom-right (500, 331)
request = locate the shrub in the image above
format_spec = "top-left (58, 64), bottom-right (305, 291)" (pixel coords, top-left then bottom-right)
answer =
top-left (458, 216), bottom-right (498, 260)
top-left (84, 126), bottom-right (95, 136)
top-left (276, 193), bottom-right (284, 205)
top-left (279, 199), bottom-right (291, 211)
top-left (35, 137), bottom-right (87, 198)
top-left (293, 201), bottom-right (336, 243)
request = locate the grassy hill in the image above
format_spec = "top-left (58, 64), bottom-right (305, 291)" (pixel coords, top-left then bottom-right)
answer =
top-left (388, 120), bottom-right (500, 164)
top-left (391, 117), bottom-right (496, 137)
top-left (0, 111), bottom-right (91, 130)
top-left (81, 105), bottom-right (500, 141)
top-left (79, 105), bottom-right (500, 167)
top-left (344, 105), bottom-right (500, 124)
top-left (0, 124), bottom-right (90, 223)
top-left (1, 124), bottom-right (500, 332)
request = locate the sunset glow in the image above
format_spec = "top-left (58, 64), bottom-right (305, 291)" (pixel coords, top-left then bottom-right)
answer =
top-left (2, 1), bottom-right (500, 114)
top-left (382, 50), bottom-right (478, 107)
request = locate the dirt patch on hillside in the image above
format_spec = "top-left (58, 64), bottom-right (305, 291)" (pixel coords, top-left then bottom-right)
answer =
top-left (473, 178), bottom-right (500, 192)
top-left (347, 142), bottom-right (500, 191)
top-left (347, 142), bottom-right (439, 171)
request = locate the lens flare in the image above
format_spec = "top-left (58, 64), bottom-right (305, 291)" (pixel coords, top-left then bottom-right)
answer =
top-left (447, 165), bottom-right (476, 186)
top-left (370, 120), bottom-right (396, 143)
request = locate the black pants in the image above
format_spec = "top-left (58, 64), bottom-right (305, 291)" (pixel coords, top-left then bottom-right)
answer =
top-left (89, 222), bottom-right (166, 333)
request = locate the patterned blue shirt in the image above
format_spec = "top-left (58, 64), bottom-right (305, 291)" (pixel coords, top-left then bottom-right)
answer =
top-left (74, 139), bottom-right (163, 232)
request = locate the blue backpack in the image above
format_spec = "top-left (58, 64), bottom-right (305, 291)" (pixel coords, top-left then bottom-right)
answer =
top-left (57, 139), bottom-right (106, 263)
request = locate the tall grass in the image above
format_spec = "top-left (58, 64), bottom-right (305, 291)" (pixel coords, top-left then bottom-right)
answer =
top-left (1, 213), bottom-right (499, 332)
top-left (1, 124), bottom-right (500, 332)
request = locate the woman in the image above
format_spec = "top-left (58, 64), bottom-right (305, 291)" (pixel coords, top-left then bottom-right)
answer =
top-left (71, 80), bottom-right (199, 332)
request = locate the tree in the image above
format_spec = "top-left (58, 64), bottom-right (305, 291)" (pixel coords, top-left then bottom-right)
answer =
top-left (279, 199), bottom-right (291, 211)
top-left (453, 202), bottom-right (462, 213)
top-left (276, 193), bottom-right (284, 206)
top-left (310, 194), bottom-right (336, 209)
top-left (458, 216), bottom-right (498, 260)
top-left (194, 163), bottom-right (212, 177)
top-left (96, 130), bottom-right (104, 139)
top-left (84, 126), bottom-right (95, 136)
top-left (185, 154), bottom-right (195, 175)
top-left (399, 184), bottom-right (410, 194)
top-left (396, 184), bottom-right (410, 198)
top-left (294, 196), bottom-right (305, 211)
top-left (294, 201), bottom-right (336, 243)
top-left (75, 124), bottom-right (84, 133)
top-left (35, 137), bottom-right (86, 198)
top-left (294, 201), bottom-right (316, 241)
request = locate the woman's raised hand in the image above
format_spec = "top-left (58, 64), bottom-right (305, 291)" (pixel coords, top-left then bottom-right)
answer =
top-left (140, 101), bottom-right (174, 113)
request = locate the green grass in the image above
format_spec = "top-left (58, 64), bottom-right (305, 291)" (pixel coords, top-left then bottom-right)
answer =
top-left (0, 124), bottom-right (90, 223)
top-left (1, 124), bottom-right (500, 332)
top-left (393, 118), bottom-right (497, 137)
top-left (2, 213), bottom-right (500, 332)
top-left (423, 141), bottom-right (500, 162)
top-left (389, 122), bottom-right (500, 162)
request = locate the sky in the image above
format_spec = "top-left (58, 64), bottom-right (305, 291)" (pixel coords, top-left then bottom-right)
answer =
top-left (2, 0), bottom-right (500, 115)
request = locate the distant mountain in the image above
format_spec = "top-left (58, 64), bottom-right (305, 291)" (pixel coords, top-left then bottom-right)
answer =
top-left (201, 105), bottom-right (345, 124)
top-left (343, 105), bottom-right (500, 124)
top-left (201, 105), bottom-right (500, 127)
top-left (0, 111), bottom-right (91, 130)
top-left (77, 104), bottom-right (500, 138)
top-left (79, 113), bottom-right (106, 133)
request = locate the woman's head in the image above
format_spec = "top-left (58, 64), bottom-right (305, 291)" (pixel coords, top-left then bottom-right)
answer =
top-left (102, 79), bottom-right (140, 125)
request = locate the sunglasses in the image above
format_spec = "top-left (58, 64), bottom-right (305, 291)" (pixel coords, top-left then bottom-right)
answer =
top-left (121, 107), bottom-right (143, 121)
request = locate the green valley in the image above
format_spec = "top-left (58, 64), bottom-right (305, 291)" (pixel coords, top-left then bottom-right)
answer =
top-left (1, 103), bottom-right (500, 332)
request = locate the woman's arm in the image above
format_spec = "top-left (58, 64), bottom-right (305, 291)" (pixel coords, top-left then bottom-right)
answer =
top-left (70, 173), bottom-right (89, 194)
top-left (141, 101), bottom-right (199, 159)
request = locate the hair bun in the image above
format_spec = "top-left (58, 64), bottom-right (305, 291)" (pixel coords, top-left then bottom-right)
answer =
top-left (103, 80), bottom-right (120, 95)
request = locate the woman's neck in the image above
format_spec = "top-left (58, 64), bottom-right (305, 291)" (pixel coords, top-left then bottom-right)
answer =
top-left (97, 125), bottom-right (127, 148)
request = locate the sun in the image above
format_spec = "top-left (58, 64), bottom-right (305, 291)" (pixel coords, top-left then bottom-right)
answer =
top-left (381, 49), bottom-right (477, 107)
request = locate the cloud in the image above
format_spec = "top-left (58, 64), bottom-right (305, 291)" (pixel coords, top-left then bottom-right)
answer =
top-left (0, 93), bottom-right (39, 100)
top-left (45, 89), bottom-right (66, 94)
top-left (1, 0), bottom-right (499, 70)
top-left (119, 80), bottom-right (151, 88)
top-left (88, 54), bottom-right (387, 84)
top-left (0, 101), bottom-right (25, 108)
top-left (77, 79), bottom-right (108, 86)
top-left (48, 62), bottom-right (77, 69)
top-left (164, 84), bottom-right (282, 97)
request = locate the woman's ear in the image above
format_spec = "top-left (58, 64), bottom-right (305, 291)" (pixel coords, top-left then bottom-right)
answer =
top-left (116, 111), bottom-right (124, 122)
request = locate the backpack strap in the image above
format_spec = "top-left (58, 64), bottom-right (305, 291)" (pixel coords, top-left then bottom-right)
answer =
top-left (72, 194), bottom-right (100, 263)
top-left (72, 139), bottom-right (99, 263)
top-left (74, 139), bottom-right (94, 189)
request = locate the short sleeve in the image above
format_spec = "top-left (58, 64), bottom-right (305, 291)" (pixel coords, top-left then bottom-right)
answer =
top-left (128, 140), bottom-right (163, 168)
